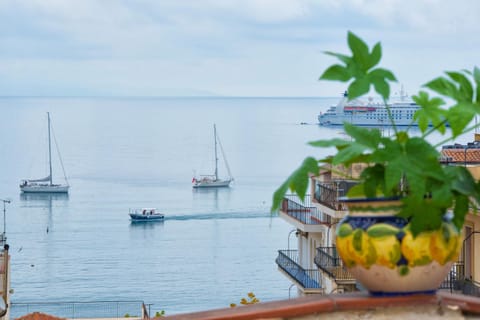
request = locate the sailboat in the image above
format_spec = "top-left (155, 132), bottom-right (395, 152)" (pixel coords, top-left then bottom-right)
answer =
top-left (192, 124), bottom-right (233, 188)
top-left (20, 112), bottom-right (70, 193)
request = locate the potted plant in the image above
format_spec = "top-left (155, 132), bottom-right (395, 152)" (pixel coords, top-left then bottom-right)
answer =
top-left (272, 31), bottom-right (480, 295)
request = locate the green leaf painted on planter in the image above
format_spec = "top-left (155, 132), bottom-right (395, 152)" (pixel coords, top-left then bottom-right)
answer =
top-left (414, 255), bottom-right (432, 266)
top-left (337, 223), bottom-right (353, 238)
top-left (398, 265), bottom-right (409, 276)
top-left (389, 242), bottom-right (402, 266)
top-left (352, 228), bottom-right (363, 252)
top-left (367, 223), bottom-right (400, 238)
top-left (365, 239), bottom-right (378, 267)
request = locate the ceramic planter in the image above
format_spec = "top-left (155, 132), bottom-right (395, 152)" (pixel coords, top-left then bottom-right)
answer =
top-left (335, 197), bottom-right (462, 295)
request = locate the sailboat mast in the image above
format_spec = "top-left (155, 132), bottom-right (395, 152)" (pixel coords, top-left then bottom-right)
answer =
top-left (47, 112), bottom-right (53, 186)
top-left (214, 124), bottom-right (218, 181)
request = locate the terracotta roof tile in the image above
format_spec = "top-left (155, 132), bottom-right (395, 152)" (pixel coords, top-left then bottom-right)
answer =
top-left (15, 312), bottom-right (66, 320)
top-left (441, 148), bottom-right (480, 163)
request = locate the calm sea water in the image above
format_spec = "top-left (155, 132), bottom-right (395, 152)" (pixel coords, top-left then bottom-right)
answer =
top-left (0, 97), bottom-right (345, 315)
top-left (0, 97), bottom-right (469, 316)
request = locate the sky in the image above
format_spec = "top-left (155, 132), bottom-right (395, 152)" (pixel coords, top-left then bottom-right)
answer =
top-left (0, 0), bottom-right (479, 97)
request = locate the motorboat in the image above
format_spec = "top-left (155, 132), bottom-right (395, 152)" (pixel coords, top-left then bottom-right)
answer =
top-left (129, 208), bottom-right (165, 221)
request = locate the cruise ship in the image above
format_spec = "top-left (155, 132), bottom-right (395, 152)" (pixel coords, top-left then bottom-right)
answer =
top-left (318, 91), bottom-right (420, 126)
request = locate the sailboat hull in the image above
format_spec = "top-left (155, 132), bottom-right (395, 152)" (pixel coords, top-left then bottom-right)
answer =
top-left (20, 184), bottom-right (69, 193)
top-left (192, 179), bottom-right (231, 188)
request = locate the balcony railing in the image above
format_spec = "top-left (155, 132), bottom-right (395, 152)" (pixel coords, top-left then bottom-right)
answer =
top-left (439, 262), bottom-right (465, 292)
top-left (281, 195), bottom-right (332, 225)
top-left (314, 247), bottom-right (355, 283)
top-left (10, 300), bottom-right (148, 319)
top-left (276, 250), bottom-right (322, 291)
top-left (313, 181), bottom-right (357, 211)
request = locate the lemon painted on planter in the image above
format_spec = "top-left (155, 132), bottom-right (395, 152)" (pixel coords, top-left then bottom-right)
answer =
top-left (429, 222), bottom-right (462, 265)
top-left (400, 229), bottom-right (433, 267)
top-left (336, 223), bottom-right (376, 269)
top-left (336, 214), bottom-right (462, 279)
top-left (366, 223), bottom-right (401, 269)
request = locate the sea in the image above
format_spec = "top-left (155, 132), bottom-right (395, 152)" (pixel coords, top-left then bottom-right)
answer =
top-left (0, 96), bottom-right (470, 316)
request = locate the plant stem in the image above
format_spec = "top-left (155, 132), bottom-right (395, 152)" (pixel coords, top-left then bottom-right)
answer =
top-left (384, 98), bottom-right (398, 136)
top-left (433, 122), bottom-right (480, 148)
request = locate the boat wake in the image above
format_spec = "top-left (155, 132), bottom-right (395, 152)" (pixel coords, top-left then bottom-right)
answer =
top-left (164, 211), bottom-right (274, 221)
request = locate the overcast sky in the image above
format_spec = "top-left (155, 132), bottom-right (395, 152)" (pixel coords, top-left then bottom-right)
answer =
top-left (0, 0), bottom-right (479, 97)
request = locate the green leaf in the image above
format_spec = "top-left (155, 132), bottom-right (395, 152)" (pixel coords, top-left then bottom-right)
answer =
top-left (348, 78), bottom-right (370, 100)
top-left (343, 123), bottom-right (382, 148)
top-left (368, 68), bottom-right (397, 81)
top-left (446, 102), bottom-right (477, 137)
top-left (308, 138), bottom-right (350, 148)
top-left (474, 67), bottom-right (480, 104)
top-left (446, 71), bottom-right (473, 101)
top-left (324, 51), bottom-right (351, 64)
top-left (412, 91), bottom-right (446, 133)
top-left (399, 198), bottom-right (443, 236)
top-left (348, 31), bottom-right (370, 71)
top-left (425, 77), bottom-right (458, 99)
top-left (271, 180), bottom-right (289, 212)
top-left (429, 181), bottom-right (453, 209)
top-left (447, 166), bottom-right (477, 196)
top-left (358, 164), bottom-right (386, 197)
top-left (320, 64), bottom-right (351, 82)
top-left (270, 157), bottom-right (319, 213)
top-left (373, 79), bottom-right (390, 101)
top-left (326, 125), bottom-right (382, 168)
top-left (452, 194), bottom-right (469, 231)
top-left (369, 43), bottom-right (382, 69)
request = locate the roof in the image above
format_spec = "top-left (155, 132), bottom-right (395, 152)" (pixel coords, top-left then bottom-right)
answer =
top-left (15, 312), bottom-right (66, 320)
top-left (441, 148), bottom-right (480, 164)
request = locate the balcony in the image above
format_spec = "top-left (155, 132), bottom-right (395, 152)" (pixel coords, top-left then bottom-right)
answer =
top-left (314, 247), bottom-right (355, 285)
top-left (280, 195), bottom-right (332, 226)
top-left (313, 180), bottom-right (357, 211)
top-left (439, 262), bottom-right (465, 292)
top-left (276, 250), bottom-right (323, 293)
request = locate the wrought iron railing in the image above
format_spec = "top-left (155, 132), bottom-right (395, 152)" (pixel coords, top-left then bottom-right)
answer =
top-left (438, 261), bottom-right (480, 297)
top-left (439, 262), bottom-right (465, 292)
top-left (460, 278), bottom-right (480, 297)
top-left (276, 249), bottom-right (322, 290)
top-left (313, 181), bottom-right (357, 211)
top-left (314, 247), bottom-right (354, 282)
top-left (281, 195), bottom-right (332, 225)
top-left (10, 300), bottom-right (147, 319)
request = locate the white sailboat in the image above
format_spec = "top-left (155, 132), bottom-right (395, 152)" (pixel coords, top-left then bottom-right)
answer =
top-left (192, 124), bottom-right (233, 188)
top-left (20, 112), bottom-right (70, 193)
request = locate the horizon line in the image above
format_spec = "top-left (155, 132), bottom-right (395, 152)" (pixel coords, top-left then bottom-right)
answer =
top-left (0, 95), bottom-right (337, 99)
